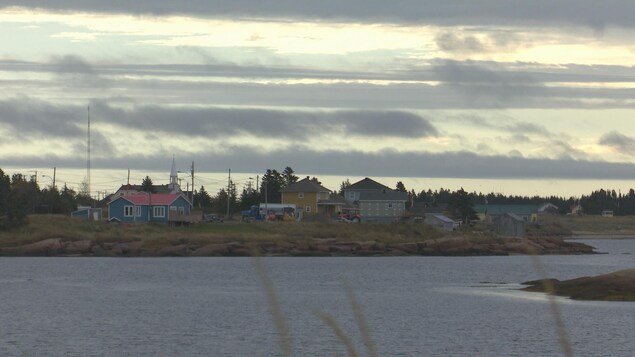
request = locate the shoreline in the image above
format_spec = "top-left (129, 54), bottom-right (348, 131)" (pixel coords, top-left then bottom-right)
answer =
top-left (565, 234), bottom-right (635, 240)
top-left (0, 236), bottom-right (597, 257)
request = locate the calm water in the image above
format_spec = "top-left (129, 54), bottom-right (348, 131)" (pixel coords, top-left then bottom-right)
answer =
top-left (1, 239), bottom-right (634, 356)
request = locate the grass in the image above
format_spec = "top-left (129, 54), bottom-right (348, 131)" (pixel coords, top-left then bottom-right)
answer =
top-left (0, 214), bottom-right (446, 250)
top-left (541, 214), bottom-right (635, 235)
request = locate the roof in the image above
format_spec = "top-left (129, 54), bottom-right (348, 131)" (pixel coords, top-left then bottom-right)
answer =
top-left (281, 177), bottom-right (331, 193)
top-left (359, 190), bottom-right (408, 201)
top-left (474, 204), bottom-right (538, 215)
top-left (318, 194), bottom-right (347, 206)
top-left (426, 214), bottom-right (455, 224)
top-left (115, 184), bottom-right (174, 194)
top-left (346, 177), bottom-right (390, 191)
top-left (109, 193), bottom-right (189, 206)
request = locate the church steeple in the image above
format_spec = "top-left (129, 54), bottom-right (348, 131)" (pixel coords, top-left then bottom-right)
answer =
top-left (169, 156), bottom-right (179, 192)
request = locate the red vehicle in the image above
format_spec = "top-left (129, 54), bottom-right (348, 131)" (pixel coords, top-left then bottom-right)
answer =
top-left (339, 207), bottom-right (361, 223)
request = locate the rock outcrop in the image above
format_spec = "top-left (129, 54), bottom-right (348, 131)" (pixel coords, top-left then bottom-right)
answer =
top-left (522, 268), bottom-right (635, 301)
top-left (0, 235), bottom-right (596, 257)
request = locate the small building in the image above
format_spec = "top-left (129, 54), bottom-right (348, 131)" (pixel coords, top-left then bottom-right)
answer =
top-left (424, 213), bottom-right (458, 231)
top-left (108, 193), bottom-right (192, 223)
top-left (71, 206), bottom-right (102, 221)
top-left (474, 204), bottom-right (538, 222)
top-left (493, 213), bottom-right (526, 237)
top-left (537, 203), bottom-right (559, 215)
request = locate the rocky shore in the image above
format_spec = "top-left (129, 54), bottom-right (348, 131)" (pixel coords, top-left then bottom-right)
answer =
top-left (0, 236), bottom-right (596, 257)
top-left (522, 268), bottom-right (635, 301)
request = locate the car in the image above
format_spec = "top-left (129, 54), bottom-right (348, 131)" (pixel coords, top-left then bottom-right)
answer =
top-left (203, 213), bottom-right (224, 223)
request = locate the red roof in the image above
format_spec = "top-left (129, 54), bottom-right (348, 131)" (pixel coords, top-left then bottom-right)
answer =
top-left (114, 193), bottom-right (186, 206)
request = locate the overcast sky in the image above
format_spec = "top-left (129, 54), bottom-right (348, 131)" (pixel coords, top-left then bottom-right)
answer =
top-left (2, 1), bottom-right (635, 196)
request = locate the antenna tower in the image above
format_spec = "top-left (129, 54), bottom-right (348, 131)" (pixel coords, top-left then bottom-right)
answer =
top-left (87, 105), bottom-right (91, 199)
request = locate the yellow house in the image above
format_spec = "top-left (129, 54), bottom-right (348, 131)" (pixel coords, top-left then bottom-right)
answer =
top-left (281, 177), bottom-right (331, 215)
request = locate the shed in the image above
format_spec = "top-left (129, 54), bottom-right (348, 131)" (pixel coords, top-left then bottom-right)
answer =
top-left (493, 213), bottom-right (526, 237)
top-left (424, 213), bottom-right (457, 231)
top-left (71, 206), bottom-right (102, 221)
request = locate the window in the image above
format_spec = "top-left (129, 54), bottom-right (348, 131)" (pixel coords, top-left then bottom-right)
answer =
top-left (298, 192), bottom-right (304, 198)
top-left (387, 203), bottom-right (394, 208)
top-left (153, 206), bottom-right (166, 217)
top-left (178, 207), bottom-right (185, 215)
top-left (348, 192), bottom-right (355, 200)
top-left (305, 205), bottom-right (311, 213)
top-left (124, 206), bottom-right (133, 217)
top-left (135, 206), bottom-right (142, 217)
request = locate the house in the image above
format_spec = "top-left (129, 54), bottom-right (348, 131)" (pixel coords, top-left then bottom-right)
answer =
top-left (424, 213), bottom-right (458, 231)
top-left (108, 193), bottom-right (192, 223)
top-left (474, 204), bottom-right (538, 222)
top-left (493, 213), bottom-right (526, 237)
top-left (342, 178), bottom-right (408, 223)
top-left (111, 157), bottom-right (182, 200)
top-left (281, 177), bottom-right (332, 216)
top-left (537, 203), bottom-right (559, 215)
top-left (71, 206), bottom-right (102, 221)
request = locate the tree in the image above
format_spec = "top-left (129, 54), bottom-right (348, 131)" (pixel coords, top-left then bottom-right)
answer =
top-left (261, 169), bottom-right (284, 203)
top-left (282, 166), bottom-right (298, 187)
top-left (140, 176), bottom-right (156, 193)
top-left (194, 185), bottom-right (212, 209)
top-left (240, 185), bottom-right (262, 211)
top-left (337, 179), bottom-right (351, 195)
top-left (449, 187), bottom-right (477, 224)
top-left (396, 181), bottom-right (407, 192)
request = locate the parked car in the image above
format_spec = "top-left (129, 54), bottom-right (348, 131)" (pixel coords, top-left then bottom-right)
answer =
top-left (203, 213), bottom-right (224, 223)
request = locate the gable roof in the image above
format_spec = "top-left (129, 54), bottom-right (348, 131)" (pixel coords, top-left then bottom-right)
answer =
top-left (109, 193), bottom-right (189, 206)
top-left (115, 184), bottom-right (174, 194)
top-left (346, 177), bottom-right (390, 191)
top-left (281, 177), bottom-right (331, 193)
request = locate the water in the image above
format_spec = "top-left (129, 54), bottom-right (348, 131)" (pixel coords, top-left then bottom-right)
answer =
top-left (1, 239), bottom-right (634, 356)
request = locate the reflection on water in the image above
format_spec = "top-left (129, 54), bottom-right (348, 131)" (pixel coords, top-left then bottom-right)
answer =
top-left (0, 239), bottom-right (634, 356)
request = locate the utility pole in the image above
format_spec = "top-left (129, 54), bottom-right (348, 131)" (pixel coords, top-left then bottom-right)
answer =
top-left (52, 167), bottom-right (56, 189)
top-left (227, 168), bottom-right (231, 217)
top-left (191, 161), bottom-right (195, 207)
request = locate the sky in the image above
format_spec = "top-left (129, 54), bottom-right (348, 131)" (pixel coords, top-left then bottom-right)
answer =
top-left (2, 1), bottom-right (635, 197)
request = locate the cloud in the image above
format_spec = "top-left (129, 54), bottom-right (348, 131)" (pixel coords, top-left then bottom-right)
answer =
top-left (4, 1), bottom-right (635, 29)
top-left (0, 97), bottom-right (84, 138)
top-left (599, 131), bottom-right (635, 155)
top-left (6, 146), bottom-right (635, 181)
top-left (88, 101), bottom-right (438, 140)
top-left (435, 32), bottom-right (486, 54)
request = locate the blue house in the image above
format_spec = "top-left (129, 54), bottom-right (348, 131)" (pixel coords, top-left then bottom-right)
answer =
top-left (108, 193), bottom-right (192, 223)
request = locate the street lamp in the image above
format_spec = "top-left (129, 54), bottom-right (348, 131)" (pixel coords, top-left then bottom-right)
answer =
top-left (41, 174), bottom-right (55, 189)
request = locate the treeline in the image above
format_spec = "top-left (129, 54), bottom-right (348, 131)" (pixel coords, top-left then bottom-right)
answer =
top-left (0, 168), bottom-right (89, 229)
top-left (4, 164), bottom-right (635, 229)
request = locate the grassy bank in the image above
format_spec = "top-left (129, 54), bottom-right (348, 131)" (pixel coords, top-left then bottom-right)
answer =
top-left (0, 214), bottom-right (449, 249)
top-left (538, 214), bottom-right (635, 236)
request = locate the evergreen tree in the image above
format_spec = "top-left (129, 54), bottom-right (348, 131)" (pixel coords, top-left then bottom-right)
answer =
top-left (282, 166), bottom-right (298, 187)
top-left (449, 187), bottom-right (477, 224)
top-left (140, 176), bottom-right (156, 193)
top-left (194, 185), bottom-right (212, 209)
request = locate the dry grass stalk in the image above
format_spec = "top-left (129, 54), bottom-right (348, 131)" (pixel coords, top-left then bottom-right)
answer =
top-left (343, 280), bottom-right (379, 357)
top-left (252, 257), bottom-right (292, 357)
top-left (529, 253), bottom-right (574, 357)
top-left (314, 311), bottom-right (360, 357)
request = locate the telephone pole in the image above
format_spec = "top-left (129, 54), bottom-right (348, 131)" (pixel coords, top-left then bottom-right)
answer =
top-left (191, 161), bottom-right (195, 207)
top-left (227, 168), bottom-right (231, 217)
